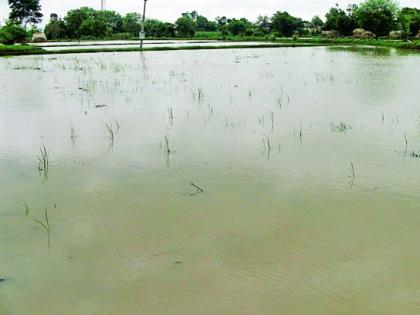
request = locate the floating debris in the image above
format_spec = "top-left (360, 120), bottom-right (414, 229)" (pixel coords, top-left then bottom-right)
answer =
top-left (95, 104), bottom-right (108, 108)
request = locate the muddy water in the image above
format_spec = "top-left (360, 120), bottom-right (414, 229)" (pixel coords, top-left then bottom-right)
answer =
top-left (0, 47), bottom-right (420, 314)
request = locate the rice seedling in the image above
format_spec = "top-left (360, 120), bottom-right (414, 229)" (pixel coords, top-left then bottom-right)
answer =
top-left (163, 134), bottom-right (171, 154)
top-left (190, 183), bottom-right (205, 196)
top-left (24, 202), bottom-right (30, 216)
top-left (270, 111), bottom-right (275, 131)
top-left (168, 108), bottom-right (174, 125)
top-left (197, 88), bottom-right (204, 103)
top-left (38, 145), bottom-right (49, 179)
top-left (349, 161), bottom-right (356, 187)
top-left (404, 134), bottom-right (408, 154)
top-left (105, 123), bottom-right (115, 148)
top-left (299, 123), bottom-right (303, 142)
top-left (70, 125), bottom-right (77, 145)
top-left (34, 207), bottom-right (51, 248)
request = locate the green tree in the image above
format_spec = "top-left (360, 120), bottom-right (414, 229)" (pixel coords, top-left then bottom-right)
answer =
top-left (175, 16), bottom-right (196, 37)
top-left (355, 0), bottom-right (400, 36)
top-left (122, 13), bottom-right (141, 36)
top-left (8, 0), bottom-right (43, 27)
top-left (196, 15), bottom-right (217, 32)
top-left (226, 18), bottom-right (253, 36)
top-left (64, 7), bottom-right (94, 39)
top-left (0, 21), bottom-right (27, 44)
top-left (145, 19), bottom-right (176, 37)
top-left (324, 4), bottom-right (358, 36)
top-left (256, 15), bottom-right (272, 33)
top-left (271, 11), bottom-right (298, 37)
top-left (44, 17), bottom-right (67, 40)
top-left (399, 8), bottom-right (420, 36)
top-left (310, 16), bottom-right (324, 34)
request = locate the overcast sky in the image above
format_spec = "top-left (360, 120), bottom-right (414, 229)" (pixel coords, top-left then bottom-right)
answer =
top-left (1, 0), bottom-right (419, 25)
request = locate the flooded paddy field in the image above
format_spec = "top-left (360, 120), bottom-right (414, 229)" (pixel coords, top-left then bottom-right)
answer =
top-left (31, 40), bottom-right (277, 51)
top-left (0, 47), bottom-right (420, 314)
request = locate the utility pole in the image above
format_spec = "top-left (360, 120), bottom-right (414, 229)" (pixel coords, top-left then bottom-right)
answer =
top-left (140, 0), bottom-right (148, 50)
top-left (101, 0), bottom-right (106, 11)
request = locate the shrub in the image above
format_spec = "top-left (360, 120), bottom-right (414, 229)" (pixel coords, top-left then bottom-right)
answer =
top-left (0, 23), bottom-right (27, 45)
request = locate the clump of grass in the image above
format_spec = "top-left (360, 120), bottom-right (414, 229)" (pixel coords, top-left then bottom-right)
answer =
top-left (24, 202), bottom-right (30, 216)
top-left (331, 122), bottom-right (352, 133)
top-left (410, 151), bottom-right (420, 159)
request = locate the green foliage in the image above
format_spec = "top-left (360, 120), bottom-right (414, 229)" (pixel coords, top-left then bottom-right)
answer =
top-left (44, 19), bottom-right (67, 40)
top-left (8, 0), bottom-right (43, 26)
top-left (122, 13), bottom-right (142, 36)
top-left (226, 18), bottom-right (253, 36)
top-left (399, 8), bottom-right (420, 37)
top-left (0, 22), bottom-right (27, 44)
top-left (271, 11), bottom-right (301, 36)
top-left (145, 19), bottom-right (176, 38)
top-left (175, 16), bottom-right (196, 37)
top-left (355, 0), bottom-right (400, 36)
top-left (324, 4), bottom-right (358, 36)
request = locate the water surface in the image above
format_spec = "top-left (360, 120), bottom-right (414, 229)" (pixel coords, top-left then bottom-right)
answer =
top-left (0, 47), bottom-right (420, 314)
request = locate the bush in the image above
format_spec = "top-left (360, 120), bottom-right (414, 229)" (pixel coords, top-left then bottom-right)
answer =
top-left (0, 23), bottom-right (27, 45)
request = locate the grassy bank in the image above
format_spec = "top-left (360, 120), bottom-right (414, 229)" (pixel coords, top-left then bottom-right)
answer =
top-left (0, 43), bottom-right (326, 57)
top-left (1, 38), bottom-right (419, 57)
top-left (0, 45), bottom-right (44, 56)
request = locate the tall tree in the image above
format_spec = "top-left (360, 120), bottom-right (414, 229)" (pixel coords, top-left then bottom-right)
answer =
top-left (324, 4), bottom-right (357, 36)
top-left (355, 0), bottom-right (400, 36)
top-left (8, 0), bottom-right (43, 27)
top-left (271, 11), bottom-right (299, 37)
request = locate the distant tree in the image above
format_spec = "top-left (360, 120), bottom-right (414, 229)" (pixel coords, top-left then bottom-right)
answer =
top-left (215, 16), bottom-right (227, 28)
top-left (226, 18), bottom-right (253, 36)
top-left (64, 7), bottom-right (94, 39)
top-left (8, 0), bottom-right (43, 27)
top-left (175, 16), bottom-right (196, 37)
top-left (145, 19), bottom-right (176, 37)
top-left (122, 13), bottom-right (142, 36)
top-left (271, 11), bottom-right (299, 36)
top-left (256, 15), bottom-right (272, 33)
top-left (44, 17), bottom-right (67, 39)
top-left (196, 15), bottom-right (217, 32)
top-left (398, 7), bottom-right (420, 36)
top-left (355, 0), bottom-right (400, 36)
top-left (324, 4), bottom-right (357, 36)
top-left (310, 15), bottom-right (324, 30)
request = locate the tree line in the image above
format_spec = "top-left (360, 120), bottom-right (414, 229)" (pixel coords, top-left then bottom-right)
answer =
top-left (1, 0), bottom-right (419, 44)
